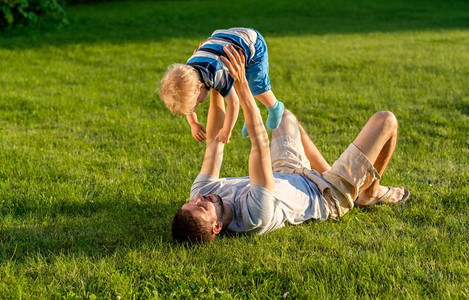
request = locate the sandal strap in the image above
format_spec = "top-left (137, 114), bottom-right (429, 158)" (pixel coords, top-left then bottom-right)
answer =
top-left (381, 187), bottom-right (395, 203)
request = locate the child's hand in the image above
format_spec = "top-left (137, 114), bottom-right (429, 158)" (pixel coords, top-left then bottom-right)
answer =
top-left (193, 41), bottom-right (204, 54)
top-left (215, 128), bottom-right (231, 144)
top-left (190, 122), bottom-right (207, 142)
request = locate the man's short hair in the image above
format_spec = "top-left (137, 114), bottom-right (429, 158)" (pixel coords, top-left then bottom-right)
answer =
top-left (171, 209), bottom-right (215, 245)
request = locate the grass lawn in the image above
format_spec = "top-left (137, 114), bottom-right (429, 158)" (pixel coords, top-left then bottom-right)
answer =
top-left (0, 0), bottom-right (468, 298)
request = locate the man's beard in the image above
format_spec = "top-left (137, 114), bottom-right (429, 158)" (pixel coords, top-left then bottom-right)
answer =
top-left (210, 194), bottom-right (225, 221)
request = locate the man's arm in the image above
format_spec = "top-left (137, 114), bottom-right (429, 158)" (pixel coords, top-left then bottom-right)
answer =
top-left (221, 45), bottom-right (274, 193)
top-left (199, 89), bottom-right (226, 178)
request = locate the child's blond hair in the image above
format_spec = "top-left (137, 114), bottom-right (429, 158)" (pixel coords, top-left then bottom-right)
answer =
top-left (159, 64), bottom-right (201, 115)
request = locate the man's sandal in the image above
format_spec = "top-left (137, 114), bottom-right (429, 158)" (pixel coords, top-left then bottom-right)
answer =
top-left (354, 186), bottom-right (410, 208)
top-left (377, 186), bottom-right (410, 204)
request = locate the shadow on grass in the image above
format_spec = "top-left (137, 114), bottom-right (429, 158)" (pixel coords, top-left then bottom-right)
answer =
top-left (1, 0), bottom-right (468, 49)
top-left (0, 199), bottom-right (177, 261)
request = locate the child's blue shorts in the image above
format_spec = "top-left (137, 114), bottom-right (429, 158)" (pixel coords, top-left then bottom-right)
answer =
top-left (246, 30), bottom-right (271, 96)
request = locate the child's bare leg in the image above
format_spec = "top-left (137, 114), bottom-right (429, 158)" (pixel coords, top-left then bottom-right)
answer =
top-left (255, 90), bottom-right (277, 107)
top-left (353, 111), bottom-right (406, 206)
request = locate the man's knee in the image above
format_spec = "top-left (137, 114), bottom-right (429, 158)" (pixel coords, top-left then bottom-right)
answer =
top-left (272, 108), bottom-right (302, 143)
top-left (372, 111), bottom-right (398, 133)
top-left (275, 109), bottom-right (296, 131)
top-left (282, 108), bottom-right (293, 119)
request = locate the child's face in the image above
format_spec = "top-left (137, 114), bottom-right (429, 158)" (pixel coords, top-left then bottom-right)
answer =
top-left (194, 85), bottom-right (209, 108)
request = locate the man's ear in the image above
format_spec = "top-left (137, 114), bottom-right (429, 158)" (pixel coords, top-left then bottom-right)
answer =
top-left (212, 221), bottom-right (222, 235)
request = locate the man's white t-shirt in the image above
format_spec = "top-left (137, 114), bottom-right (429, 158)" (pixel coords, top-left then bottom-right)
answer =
top-left (190, 173), bottom-right (330, 235)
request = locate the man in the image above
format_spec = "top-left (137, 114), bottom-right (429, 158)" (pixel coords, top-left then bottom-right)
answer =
top-left (171, 45), bottom-right (409, 245)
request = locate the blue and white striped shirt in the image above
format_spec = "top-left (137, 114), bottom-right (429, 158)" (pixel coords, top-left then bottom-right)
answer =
top-left (186, 28), bottom-right (258, 97)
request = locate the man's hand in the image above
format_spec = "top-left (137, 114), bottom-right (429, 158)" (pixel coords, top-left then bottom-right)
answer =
top-left (220, 45), bottom-right (247, 85)
top-left (190, 122), bottom-right (207, 142)
top-left (215, 127), bottom-right (231, 144)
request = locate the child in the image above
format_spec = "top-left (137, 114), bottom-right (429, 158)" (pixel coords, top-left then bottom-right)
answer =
top-left (159, 27), bottom-right (284, 143)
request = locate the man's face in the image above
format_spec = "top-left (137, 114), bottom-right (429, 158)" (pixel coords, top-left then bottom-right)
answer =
top-left (181, 193), bottom-right (225, 224)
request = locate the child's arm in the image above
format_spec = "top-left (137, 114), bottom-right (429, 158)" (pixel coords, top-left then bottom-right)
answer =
top-left (186, 112), bottom-right (206, 142)
top-left (215, 89), bottom-right (240, 143)
top-left (199, 90), bottom-right (225, 178)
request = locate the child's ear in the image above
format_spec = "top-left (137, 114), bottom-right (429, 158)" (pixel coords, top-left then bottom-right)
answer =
top-left (198, 83), bottom-right (205, 90)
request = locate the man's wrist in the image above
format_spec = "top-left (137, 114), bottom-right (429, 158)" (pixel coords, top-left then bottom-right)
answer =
top-left (234, 80), bottom-right (248, 91)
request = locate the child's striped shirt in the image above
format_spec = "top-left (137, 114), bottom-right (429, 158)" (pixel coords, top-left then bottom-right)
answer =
top-left (186, 28), bottom-right (258, 97)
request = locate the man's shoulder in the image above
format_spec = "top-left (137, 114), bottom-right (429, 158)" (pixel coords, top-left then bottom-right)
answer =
top-left (192, 173), bottom-right (219, 188)
top-left (190, 174), bottom-right (219, 199)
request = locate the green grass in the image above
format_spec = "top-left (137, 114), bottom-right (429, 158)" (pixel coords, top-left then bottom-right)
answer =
top-left (1, 0), bottom-right (468, 298)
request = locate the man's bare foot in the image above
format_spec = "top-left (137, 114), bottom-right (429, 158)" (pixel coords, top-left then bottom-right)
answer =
top-left (357, 186), bottom-right (410, 207)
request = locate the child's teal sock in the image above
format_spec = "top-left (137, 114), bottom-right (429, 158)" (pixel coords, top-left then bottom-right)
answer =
top-left (241, 123), bottom-right (249, 137)
top-left (266, 100), bottom-right (284, 130)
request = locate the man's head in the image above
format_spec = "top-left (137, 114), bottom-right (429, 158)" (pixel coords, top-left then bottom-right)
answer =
top-left (159, 64), bottom-right (208, 115)
top-left (172, 194), bottom-right (225, 245)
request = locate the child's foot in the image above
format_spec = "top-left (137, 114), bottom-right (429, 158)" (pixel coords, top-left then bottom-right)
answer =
top-left (266, 101), bottom-right (284, 130)
top-left (242, 123), bottom-right (249, 137)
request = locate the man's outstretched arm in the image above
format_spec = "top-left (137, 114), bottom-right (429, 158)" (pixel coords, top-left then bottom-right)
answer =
top-left (221, 45), bottom-right (274, 193)
top-left (199, 89), bottom-right (226, 178)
